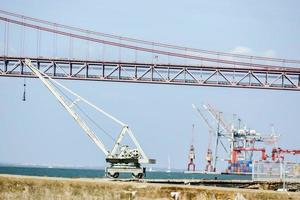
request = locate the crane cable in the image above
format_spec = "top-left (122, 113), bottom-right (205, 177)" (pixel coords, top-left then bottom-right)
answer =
top-left (22, 63), bottom-right (27, 102)
top-left (22, 77), bottom-right (26, 101)
top-left (45, 77), bottom-right (115, 142)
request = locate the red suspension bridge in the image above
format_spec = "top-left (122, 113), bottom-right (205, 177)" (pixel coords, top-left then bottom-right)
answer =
top-left (0, 10), bottom-right (300, 91)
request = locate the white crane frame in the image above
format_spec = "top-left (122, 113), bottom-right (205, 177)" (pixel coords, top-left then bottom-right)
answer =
top-left (24, 59), bottom-right (151, 164)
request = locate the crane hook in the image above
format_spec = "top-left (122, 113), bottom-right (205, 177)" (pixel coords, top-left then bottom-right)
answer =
top-left (22, 80), bottom-right (26, 101)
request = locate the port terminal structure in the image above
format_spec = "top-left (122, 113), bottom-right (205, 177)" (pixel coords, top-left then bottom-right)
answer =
top-left (24, 59), bottom-right (155, 179)
top-left (192, 103), bottom-right (283, 174)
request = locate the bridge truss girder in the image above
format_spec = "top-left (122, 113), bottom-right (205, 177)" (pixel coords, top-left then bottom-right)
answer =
top-left (1, 56), bottom-right (300, 91)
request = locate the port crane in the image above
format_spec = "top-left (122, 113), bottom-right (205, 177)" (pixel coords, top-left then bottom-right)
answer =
top-left (231, 147), bottom-right (267, 163)
top-left (192, 104), bottom-right (223, 172)
top-left (204, 104), bottom-right (279, 159)
top-left (271, 148), bottom-right (300, 162)
top-left (24, 59), bottom-right (155, 178)
top-left (187, 124), bottom-right (196, 172)
top-left (194, 103), bottom-right (280, 173)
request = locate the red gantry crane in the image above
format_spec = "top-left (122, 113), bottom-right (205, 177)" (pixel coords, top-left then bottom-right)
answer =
top-left (192, 104), bottom-right (215, 172)
top-left (271, 148), bottom-right (300, 162)
top-left (194, 103), bottom-right (280, 173)
top-left (187, 124), bottom-right (196, 171)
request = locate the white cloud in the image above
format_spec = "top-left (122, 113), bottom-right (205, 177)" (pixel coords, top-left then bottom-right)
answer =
top-left (229, 46), bottom-right (276, 58)
top-left (230, 46), bottom-right (253, 55)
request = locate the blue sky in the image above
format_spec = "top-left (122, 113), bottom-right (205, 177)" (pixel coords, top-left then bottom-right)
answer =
top-left (0, 0), bottom-right (300, 170)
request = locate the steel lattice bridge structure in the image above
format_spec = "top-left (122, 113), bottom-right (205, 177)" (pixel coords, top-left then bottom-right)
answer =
top-left (1, 56), bottom-right (300, 91)
top-left (1, 10), bottom-right (300, 91)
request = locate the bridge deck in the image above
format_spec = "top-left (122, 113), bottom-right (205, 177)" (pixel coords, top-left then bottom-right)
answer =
top-left (1, 56), bottom-right (300, 91)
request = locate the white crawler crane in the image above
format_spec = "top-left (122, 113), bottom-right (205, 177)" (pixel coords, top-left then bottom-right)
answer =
top-left (25, 59), bottom-right (155, 178)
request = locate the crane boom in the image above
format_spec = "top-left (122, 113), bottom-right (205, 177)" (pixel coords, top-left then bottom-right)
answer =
top-left (24, 59), bottom-right (155, 178)
top-left (192, 104), bottom-right (214, 132)
top-left (204, 104), bottom-right (232, 135)
top-left (25, 59), bottom-right (109, 156)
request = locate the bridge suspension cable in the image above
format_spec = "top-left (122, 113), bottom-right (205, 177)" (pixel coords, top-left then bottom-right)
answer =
top-left (0, 9), bottom-right (300, 65)
top-left (0, 15), bottom-right (299, 70)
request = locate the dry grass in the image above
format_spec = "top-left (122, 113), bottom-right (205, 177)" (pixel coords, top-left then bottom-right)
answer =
top-left (0, 174), bottom-right (299, 200)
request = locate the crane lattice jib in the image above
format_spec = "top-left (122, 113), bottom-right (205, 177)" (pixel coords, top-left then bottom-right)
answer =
top-left (24, 59), bottom-right (151, 164)
top-left (204, 104), bottom-right (232, 136)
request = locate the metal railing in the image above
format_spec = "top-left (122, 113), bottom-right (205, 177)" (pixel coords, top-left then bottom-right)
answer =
top-left (252, 161), bottom-right (300, 183)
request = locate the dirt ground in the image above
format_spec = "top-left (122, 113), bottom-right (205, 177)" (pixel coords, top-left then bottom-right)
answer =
top-left (0, 174), bottom-right (299, 200)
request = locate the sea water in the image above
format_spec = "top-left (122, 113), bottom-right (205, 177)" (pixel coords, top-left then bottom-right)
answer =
top-left (0, 166), bottom-right (251, 180)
